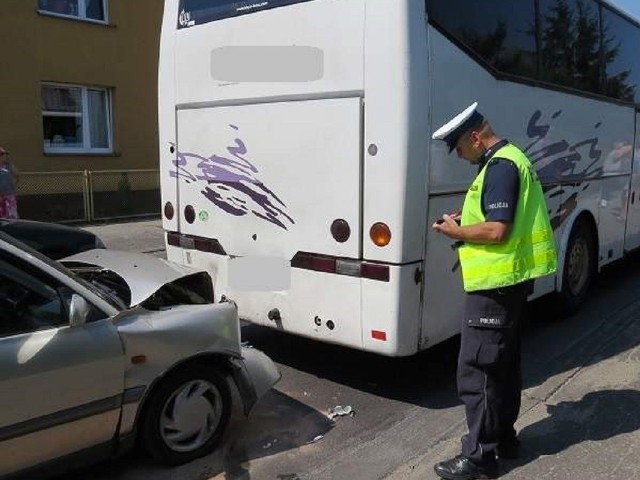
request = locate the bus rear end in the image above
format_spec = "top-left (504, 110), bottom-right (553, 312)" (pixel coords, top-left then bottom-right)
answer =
top-left (160, 0), bottom-right (429, 355)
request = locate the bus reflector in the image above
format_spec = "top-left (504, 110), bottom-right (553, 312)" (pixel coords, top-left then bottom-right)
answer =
top-left (291, 252), bottom-right (390, 282)
top-left (361, 263), bottom-right (390, 281)
top-left (167, 232), bottom-right (181, 247)
top-left (290, 252), bottom-right (335, 273)
top-left (371, 330), bottom-right (387, 341)
top-left (370, 223), bottom-right (391, 247)
top-left (166, 232), bottom-right (226, 255)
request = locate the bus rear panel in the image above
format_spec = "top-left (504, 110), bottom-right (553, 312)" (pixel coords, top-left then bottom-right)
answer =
top-left (160, 0), bottom-right (428, 356)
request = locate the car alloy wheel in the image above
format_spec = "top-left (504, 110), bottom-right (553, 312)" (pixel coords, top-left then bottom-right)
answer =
top-left (159, 379), bottom-right (224, 453)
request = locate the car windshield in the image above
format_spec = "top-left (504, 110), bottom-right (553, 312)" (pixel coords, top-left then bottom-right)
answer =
top-left (0, 231), bottom-right (124, 311)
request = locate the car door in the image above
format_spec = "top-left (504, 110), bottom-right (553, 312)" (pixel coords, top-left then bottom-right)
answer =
top-left (0, 248), bottom-right (125, 476)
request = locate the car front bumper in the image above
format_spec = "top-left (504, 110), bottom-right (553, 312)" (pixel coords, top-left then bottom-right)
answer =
top-left (231, 347), bottom-right (281, 416)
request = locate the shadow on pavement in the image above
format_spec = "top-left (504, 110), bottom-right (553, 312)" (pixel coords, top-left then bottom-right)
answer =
top-left (242, 251), bottom-right (640, 411)
top-left (501, 389), bottom-right (640, 475)
top-left (218, 389), bottom-right (334, 480)
top-left (520, 250), bottom-right (640, 392)
top-left (60, 390), bottom-right (332, 480)
top-left (242, 323), bottom-right (462, 410)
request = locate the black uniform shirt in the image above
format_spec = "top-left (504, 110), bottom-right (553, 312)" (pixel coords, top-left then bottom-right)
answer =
top-left (477, 139), bottom-right (519, 223)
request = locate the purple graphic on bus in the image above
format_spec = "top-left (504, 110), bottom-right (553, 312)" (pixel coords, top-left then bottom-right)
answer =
top-left (170, 125), bottom-right (295, 230)
top-left (524, 109), bottom-right (607, 230)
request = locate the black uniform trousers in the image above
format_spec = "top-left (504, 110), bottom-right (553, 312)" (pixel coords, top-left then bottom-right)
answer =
top-left (458, 281), bottom-right (530, 464)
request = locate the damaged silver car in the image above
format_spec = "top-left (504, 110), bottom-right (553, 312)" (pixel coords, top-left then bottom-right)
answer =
top-left (0, 233), bottom-right (279, 478)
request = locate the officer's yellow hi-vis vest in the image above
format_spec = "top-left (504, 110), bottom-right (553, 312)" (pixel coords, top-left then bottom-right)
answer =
top-left (459, 143), bottom-right (558, 292)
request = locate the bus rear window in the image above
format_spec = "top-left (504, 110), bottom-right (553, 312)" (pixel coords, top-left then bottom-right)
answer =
top-left (178, 0), bottom-right (315, 28)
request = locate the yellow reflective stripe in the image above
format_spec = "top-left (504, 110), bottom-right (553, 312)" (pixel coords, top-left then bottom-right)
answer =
top-left (462, 247), bottom-right (557, 270)
top-left (459, 230), bottom-right (555, 261)
top-left (462, 250), bottom-right (557, 280)
top-left (531, 228), bottom-right (554, 244)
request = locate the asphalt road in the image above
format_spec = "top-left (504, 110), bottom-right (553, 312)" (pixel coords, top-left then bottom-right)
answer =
top-left (66, 221), bottom-right (640, 480)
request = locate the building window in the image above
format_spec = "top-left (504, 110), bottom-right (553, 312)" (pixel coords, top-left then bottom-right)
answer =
top-left (38, 0), bottom-right (107, 23)
top-left (42, 84), bottom-right (113, 154)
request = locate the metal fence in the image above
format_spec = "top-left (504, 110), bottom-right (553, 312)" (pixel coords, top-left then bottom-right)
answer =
top-left (16, 169), bottom-right (160, 223)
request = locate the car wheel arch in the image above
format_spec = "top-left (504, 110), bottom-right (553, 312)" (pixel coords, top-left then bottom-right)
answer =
top-left (131, 353), bottom-right (237, 432)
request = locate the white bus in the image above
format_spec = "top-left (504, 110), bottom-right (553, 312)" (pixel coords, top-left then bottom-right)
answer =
top-left (159, 0), bottom-right (640, 356)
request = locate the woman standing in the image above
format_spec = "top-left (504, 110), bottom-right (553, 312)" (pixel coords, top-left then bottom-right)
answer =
top-left (0, 147), bottom-right (19, 219)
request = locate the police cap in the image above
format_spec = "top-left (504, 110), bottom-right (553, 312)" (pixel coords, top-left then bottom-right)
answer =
top-left (432, 102), bottom-right (485, 153)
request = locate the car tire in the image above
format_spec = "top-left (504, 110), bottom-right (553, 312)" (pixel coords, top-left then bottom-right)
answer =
top-left (557, 217), bottom-right (596, 316)
top-left (138, 365), bottom-right (232, 466)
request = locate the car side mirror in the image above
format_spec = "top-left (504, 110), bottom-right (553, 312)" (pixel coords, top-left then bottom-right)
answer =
top-left (69, 294), bottom-right (90, 327)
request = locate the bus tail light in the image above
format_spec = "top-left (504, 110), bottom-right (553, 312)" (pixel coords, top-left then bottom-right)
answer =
top-left (370, 222), bottom-right (391, 247)
top-left (166, 232), bottom-right (226, 255)
top-left (291, 252), bottom-right (390, 282)
top-left (184, 205), bottom-right (196, 224)
top-left (330, 219), bottom-right (351, 243)
top-left (164, 201), bottom-right (174, 220)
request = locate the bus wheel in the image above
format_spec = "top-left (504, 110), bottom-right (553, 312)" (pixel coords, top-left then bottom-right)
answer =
top-left (557, 218), bottom-right (596, 316)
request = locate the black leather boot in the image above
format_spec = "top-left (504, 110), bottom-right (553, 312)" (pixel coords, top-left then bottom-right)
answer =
top-left (434, 455), bottom-right (498, 480)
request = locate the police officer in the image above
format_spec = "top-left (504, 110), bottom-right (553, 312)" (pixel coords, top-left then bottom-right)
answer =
top-left (431, 103), bottom-right (557, 480)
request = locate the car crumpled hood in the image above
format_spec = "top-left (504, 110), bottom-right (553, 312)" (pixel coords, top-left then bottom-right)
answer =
top-left (62, 249), bottom-right (210, 306)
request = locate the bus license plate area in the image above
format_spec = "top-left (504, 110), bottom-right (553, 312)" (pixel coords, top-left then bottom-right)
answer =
top-left (228, 256), bottom-right (291, 291)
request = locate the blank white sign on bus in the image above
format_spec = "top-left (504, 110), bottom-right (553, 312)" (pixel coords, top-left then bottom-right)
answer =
top-left (210, 46), bottom-right (324, 82)
top-left (228, 256), bottom-right (291, 291)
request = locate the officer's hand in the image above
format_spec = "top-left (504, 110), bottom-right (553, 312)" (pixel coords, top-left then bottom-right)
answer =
top-left (432, 214), bottom-right (460, 237)
top-left (440, 211), bottom-right (461, 222)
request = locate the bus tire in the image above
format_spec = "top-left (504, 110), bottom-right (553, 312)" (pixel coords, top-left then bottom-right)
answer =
top-left (557, 217), bottom-right (596, 316)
